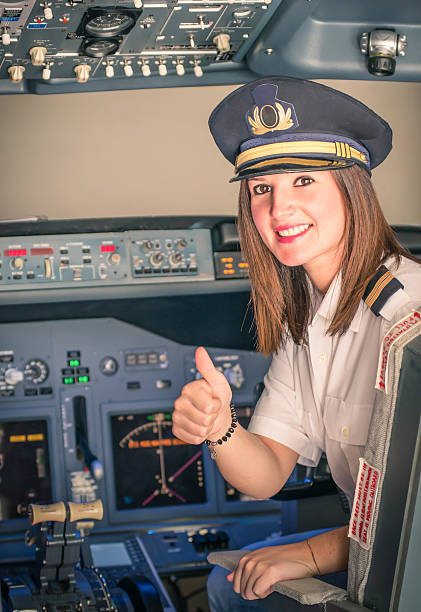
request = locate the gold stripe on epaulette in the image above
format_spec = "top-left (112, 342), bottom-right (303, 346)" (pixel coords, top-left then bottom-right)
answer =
top-left (364, 271), bottom-right (393, 308)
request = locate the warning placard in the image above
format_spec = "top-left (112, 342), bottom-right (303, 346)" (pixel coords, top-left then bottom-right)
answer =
top-left (348, 458), bottom-right (380, 550)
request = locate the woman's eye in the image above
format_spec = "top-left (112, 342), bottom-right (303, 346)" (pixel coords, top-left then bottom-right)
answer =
top-left (294, 176), bottom-right (314, 187)
top-left (253, 184), bottom-right (271, 195)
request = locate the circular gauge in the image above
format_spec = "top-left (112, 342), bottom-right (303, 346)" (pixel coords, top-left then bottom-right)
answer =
top-left (85, 13), bottom-right (135, 38)
top-left (84, 39), bottom-right (119, 57)
top-left (24, 359), bottom-right (49, 385)
top-left (99, 356), bottom-right (118, 376)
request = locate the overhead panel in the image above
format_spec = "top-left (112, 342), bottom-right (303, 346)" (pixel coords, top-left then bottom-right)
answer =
top-left (0, 0), bottom-right (420, 93)
top-left (0, 0), bottom-right (281, 92)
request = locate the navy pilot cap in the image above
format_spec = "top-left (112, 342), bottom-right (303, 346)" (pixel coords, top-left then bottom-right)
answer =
top-left (208, 76), bottom-right (392, 182)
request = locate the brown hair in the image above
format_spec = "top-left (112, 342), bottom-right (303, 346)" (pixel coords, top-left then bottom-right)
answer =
top-left (238, 164), bottom-right (420, 355)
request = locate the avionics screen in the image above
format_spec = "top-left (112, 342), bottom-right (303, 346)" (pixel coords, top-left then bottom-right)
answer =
top-left (0, 420), bottom-right (52, 520)
top-left (91, 542), bottom-right (132, 567)
top-left (111, 412), bottom-right (206, 510)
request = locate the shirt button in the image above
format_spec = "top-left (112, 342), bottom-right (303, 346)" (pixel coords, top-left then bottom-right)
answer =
top-left (318, 353), bottom-right (328, 362)
top-left (342, 427), bottom-right (350, 438)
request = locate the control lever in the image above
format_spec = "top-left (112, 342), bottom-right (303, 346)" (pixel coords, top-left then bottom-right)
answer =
top-left (26, 500), bottom-right (103, 591)
top-left (3, 501), bottom-right (166, 612)
top-left (73, 396), bottom-right (104, 481)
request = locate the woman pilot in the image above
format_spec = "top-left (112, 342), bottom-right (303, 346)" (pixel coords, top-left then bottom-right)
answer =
top-left (172, 76), bottom-right (421, 611)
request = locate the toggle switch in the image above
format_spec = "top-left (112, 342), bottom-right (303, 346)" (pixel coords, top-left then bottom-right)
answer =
top-left (42, 64), bottom-right (52, 80)
top-left (193, 63), bottom-right (203, 78)
top-left (2, 27), bottom-right (10, 46)
top-left (141, 62), bottom-right (151, 77)
top-left (124, 63), bottom-right (133, 77)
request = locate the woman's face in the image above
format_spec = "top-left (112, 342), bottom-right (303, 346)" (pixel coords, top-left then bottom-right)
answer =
top-left (248, 170), bottom-right (347, 291)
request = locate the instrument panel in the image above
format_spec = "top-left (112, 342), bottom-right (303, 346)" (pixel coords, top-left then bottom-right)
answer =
top-left (0, 0), bottom-right (420, 93)
top-left (0, 0), bottom-right (281, 91)
top-left (0, 229), bottom-right (213, 288)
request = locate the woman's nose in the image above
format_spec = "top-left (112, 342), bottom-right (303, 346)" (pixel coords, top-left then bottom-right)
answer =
top-left (270, 188), bottom-right (296, 218)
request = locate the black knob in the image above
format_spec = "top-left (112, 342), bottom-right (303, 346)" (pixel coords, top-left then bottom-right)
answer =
top-left (215, 530), bottom-right (229, 549)
top-left (206, 533), bottom-right (219, 550)
top-left (192, 533), bottom-right (206, 553)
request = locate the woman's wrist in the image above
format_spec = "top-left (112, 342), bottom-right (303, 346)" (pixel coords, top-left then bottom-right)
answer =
top-left (206, 403), bottom-right (236, 442)
top-left (205, 404), bottom-right (238, 459)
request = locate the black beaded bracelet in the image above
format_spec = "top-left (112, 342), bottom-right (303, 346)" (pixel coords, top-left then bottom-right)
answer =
top-left (205, 404), bottom-right (238, 460)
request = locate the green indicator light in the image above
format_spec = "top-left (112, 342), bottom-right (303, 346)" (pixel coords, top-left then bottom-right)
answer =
top-left (78, 376), bottom-right (89, 383)
top-left (69, 359), bottom-right (80, 367)
top-left (165, 414), bottom-right (171, 420)
top-left (147, 415), bottom-right (154, 421)
top-left (64, 377), bottom-right (75, 384)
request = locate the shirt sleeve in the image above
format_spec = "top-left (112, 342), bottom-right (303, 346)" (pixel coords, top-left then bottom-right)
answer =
top-left (247, 340), bottom-right (322, 466)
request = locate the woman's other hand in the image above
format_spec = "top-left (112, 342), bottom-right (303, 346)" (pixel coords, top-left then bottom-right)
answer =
top-left (172, 346), bottom-right (233, 444)
top-left (227, 543), bottom-right (315, 600)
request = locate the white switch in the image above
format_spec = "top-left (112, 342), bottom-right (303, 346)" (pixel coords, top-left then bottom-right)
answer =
top-left (213, 33), bottom-right (230, 53)
top-left (175, 62), bottom-right (185, 76)
top-left (30, 46), bottom-right (47, 66)
top-left (42, 66), bottom-right (51, 80)
top-left (105, 64), bottom-right (114, 78)
top-left (2, 30), bottom-right (10, 46)
top-left (8, 65), bottom-right (25, 83)
top-left (158, 62), bottom-right (167, 76)
top-left (74, 64), bottom-right (91, 83)
top-left (193, 64), bottom-right (203, 78)
top-left (124, 63), bottom-right (133, 77)
top-left (44, 6), bottom-right (53, 19)
top-left (141, 63), bottom-right (151, 77)
top-left (5, 368), bottom-right (24, 385)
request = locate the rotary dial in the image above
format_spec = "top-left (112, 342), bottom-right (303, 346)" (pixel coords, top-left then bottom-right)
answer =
top-left (85, 13), bottom-right (134, 38)
top-left (24, 359), bottom-right (49, 385)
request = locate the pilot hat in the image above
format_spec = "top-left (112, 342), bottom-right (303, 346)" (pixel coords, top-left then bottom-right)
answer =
top-left (208, 76), bottom-right (392, 182)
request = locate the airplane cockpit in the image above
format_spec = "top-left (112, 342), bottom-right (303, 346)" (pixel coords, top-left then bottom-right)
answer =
top-left (0, 1), bottom-right (420, 611)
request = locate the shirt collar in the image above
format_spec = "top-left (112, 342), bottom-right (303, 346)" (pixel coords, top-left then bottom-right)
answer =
top-left (309, 271), bottom-right (363, 333)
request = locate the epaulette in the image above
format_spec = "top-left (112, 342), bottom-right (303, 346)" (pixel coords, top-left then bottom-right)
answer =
top-left (363, 265), bottom-right (404, 317)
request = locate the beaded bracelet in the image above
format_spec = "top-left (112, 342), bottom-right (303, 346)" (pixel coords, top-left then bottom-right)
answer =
top-left (205, 404), bottom-right (238, 460)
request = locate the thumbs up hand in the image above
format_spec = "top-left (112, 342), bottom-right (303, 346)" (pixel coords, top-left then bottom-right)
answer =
top-left (172, 347), bottom-right (233, 445)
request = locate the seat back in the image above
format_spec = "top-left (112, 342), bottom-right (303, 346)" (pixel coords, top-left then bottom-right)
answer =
top-left (347, 311), bottom-right (421, 610)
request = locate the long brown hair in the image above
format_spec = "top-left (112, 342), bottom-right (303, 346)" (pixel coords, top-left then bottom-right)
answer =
top-left (238, 164), bottom-right (419, 355)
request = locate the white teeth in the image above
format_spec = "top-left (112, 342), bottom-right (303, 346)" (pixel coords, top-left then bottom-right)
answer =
top-left (277, 224), bottom-right (311, 237)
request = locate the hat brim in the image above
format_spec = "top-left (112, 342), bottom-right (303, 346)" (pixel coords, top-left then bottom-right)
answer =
top-left (229, 158), bottom-right (359, 183)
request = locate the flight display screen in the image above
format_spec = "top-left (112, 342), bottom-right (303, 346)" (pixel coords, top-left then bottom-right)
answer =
top-left (111, 411), bottom-right (207, 510)
top-left (0, 420), bottom-right (52, 521)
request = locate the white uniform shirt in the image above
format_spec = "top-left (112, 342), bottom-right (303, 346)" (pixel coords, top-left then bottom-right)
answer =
top-left (248, 256), bottom-right (421, 503)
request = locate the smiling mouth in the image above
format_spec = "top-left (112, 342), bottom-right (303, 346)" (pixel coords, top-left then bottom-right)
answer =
top-left (276, 224), bottom-right (312, 237)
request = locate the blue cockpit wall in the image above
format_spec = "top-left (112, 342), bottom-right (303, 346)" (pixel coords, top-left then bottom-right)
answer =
top-left (0, 0), bottom-right (420, 95)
